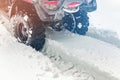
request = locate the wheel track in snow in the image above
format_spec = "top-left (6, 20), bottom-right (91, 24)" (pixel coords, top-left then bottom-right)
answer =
top-left (1, 15), bottom-right (119, 80)
top-left (42, 39), bottom-right (119, 80)
top-left (43, 50), bottom-right (95, 80)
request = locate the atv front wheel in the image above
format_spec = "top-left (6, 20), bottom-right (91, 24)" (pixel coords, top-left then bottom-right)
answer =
top-left (62, 10), bottom-right (89, 35)
top-left (11, 14), bottom-right (46, 51)
top-left (75, 10), bottom-right (89, 35)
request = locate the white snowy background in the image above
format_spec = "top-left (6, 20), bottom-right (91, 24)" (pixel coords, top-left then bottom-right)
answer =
top-left (89, 0), bottom-right (120, 37)
top-left (0, 0), bottom-right (120, 80)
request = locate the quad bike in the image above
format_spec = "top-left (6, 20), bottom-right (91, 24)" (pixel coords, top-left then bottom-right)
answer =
top-left (0, 0), bottom-right (97, 51)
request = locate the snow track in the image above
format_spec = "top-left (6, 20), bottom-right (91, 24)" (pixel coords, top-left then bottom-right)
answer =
top-left (44, 28), bottom-right (120, 80)
top-left (1, 0), bottom-right (120, 79)
top-left (1, 15), bottom-right (120, 80)
top-left (43, 39), bottom-right (118, 80)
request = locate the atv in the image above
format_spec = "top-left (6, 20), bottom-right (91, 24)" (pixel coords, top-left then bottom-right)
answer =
top-left (0, 0), bottom-right (97, 51)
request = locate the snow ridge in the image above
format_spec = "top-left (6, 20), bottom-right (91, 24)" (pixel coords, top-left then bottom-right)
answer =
top-left (87, 27), bottom-right (120, 48)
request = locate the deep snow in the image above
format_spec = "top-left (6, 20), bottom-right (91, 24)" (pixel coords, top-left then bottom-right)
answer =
top-left (0, 23), bottom-right (120, 80)
top-left (45, 28), bottom-right (120, 80)
top-left (1, 0), bottom-right (120, 80)
top-left (0, 24), bottom-right (76, 80)
top-left (1, 20), bottom-right (120, 80)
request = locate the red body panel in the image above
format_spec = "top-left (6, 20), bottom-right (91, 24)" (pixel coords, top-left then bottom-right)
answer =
top-left (67, 2), bottom-right (80, 8)
top-left (44, 1), bottom-right (58, 5)
top-left (23, 0), bottom-right (33, 3)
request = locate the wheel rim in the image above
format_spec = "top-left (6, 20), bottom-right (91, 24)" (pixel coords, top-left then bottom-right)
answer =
top-left (63, 13), bottom-right (76, 32)
top-left (18, 23), bottom-right (28, 42)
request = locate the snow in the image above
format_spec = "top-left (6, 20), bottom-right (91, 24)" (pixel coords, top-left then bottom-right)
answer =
top-left (1, 23), bottom-right (120, 80)
top-left (89, 0), bottom-right (120, 38)
top-left (0, 24), bottom-right (74, 80)
top-left (0, 0), bottom-right (120, 80)
top-left (46, 29), bottom-right (120, 80)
